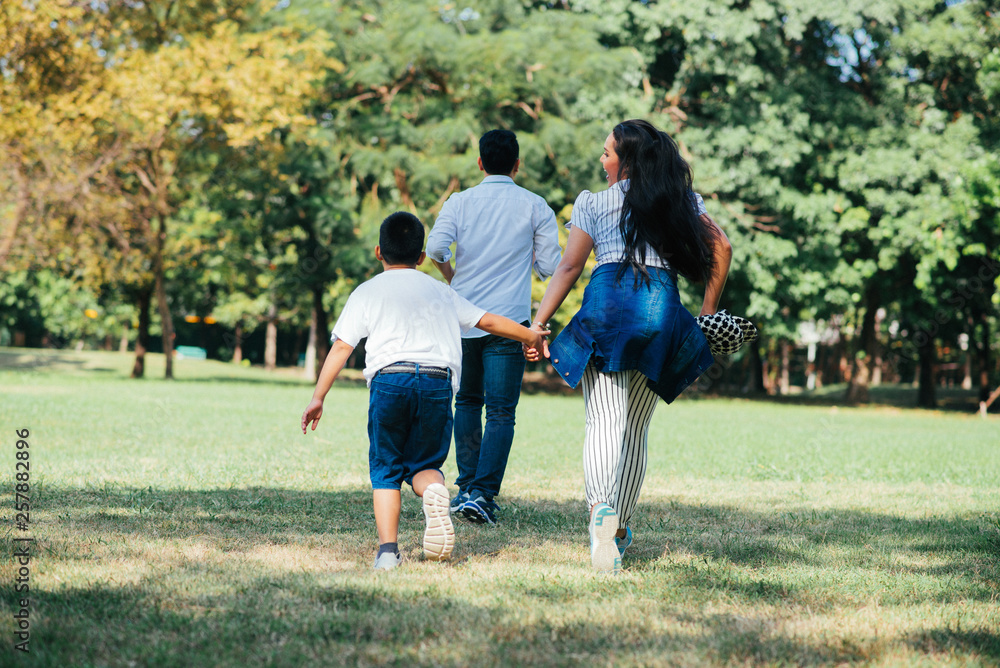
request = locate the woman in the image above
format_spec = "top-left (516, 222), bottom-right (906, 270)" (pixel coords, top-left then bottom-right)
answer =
top-left (526, 119), bottom-right (732, 573)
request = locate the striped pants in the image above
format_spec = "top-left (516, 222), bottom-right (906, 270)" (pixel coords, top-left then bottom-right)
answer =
top-left (581, 364), bottom-right (659, 527)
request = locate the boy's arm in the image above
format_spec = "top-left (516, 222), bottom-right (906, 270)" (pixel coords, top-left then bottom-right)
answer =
top-left (475, 313), bottom-right (548, 351)
top-left (301, 339), bottom-right (355, 433)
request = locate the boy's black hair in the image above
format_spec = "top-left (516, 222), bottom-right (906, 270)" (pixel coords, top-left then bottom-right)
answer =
top-left (379, 211), bottom-right (425, 266)
top-left (479, 129), bottom-right (519, 175)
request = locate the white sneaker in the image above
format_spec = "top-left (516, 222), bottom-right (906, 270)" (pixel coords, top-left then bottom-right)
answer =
top-left (373, 551), bottom-right (402, 571)
top-left (590, 503), bottom-right (622, 574)
top-left (422, 483), bottom-right (455, 561)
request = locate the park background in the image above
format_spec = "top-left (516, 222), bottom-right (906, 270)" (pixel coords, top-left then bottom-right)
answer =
top-left (1, 0), bottom-right (999, 666)
top-left (2, 0), bottom-right (999, 408)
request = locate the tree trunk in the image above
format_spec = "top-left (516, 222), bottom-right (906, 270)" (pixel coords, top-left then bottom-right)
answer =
top-left (747, 339), bottom-right (766, 394)
top-left (845, 284), bottom-right (879, 404)
top-left (264, 302), bottom-right (278, 371)
top-left (838, 338), bottom-right (851, 384)
top-left (961, 345), bottom-right (973, 390)
top-left (979, 315), bottom-right (992, 403)
top-left (153, 216), bottom-right (174, 379)
top-left (131, 286), bottom-right (152, 378)
top-left (232, 324), bottom-right (243, 363)
top-left (304, 311), bottom-right (318, 380)
top-left (119, 322), bottom-right (130, 353)
top-left (0, 161), bottom-right (29, 267)
top-left (779, 339), bottom-right (790, 395)
top-left (761, 348), bottom-right (772, 394)
top-left (918, 339), bottom-right (937, 408)
top-left (871, 306), bottom-right (884, 386)
top-left (312, 286), bottom-right (329, 382)
top-left (805, 342), bottom-right (817, 391)
top-left (815, 343), bottom-right (826, 388)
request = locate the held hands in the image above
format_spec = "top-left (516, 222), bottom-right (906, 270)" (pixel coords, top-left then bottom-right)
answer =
top-left (301, 398), bottom-right (324, 434)
top-left (522, 322), bottom-right (551, 362)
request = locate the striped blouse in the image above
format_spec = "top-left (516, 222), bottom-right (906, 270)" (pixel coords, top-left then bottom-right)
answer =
top-left (567, 180), bottom-right (708, 268)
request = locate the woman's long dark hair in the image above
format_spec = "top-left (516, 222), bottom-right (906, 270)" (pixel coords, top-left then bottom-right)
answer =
top-left (612, 119), bottom-right (717, 286)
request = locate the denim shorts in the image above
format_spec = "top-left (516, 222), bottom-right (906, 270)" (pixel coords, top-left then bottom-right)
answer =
top-left (368, 368), bottom-right (454, 490)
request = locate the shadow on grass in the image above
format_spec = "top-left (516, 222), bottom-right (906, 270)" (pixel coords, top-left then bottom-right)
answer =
top-left (0, 350), bottom-right (120, 374)
top-left (908, 628), bottom-right (1000, 660)
top-left (703, 382), bottom-right (988, 414)
top-left (0, 577), bottom-right (891, 668)
top-left (170, 374), bottom-right (367, 388)
top-left (8, 484), bottom-right (1000, 665)
top-left (8, 558), bottom-right (998, 667)
top-left (502, 496), bottom-right (999, 607)
top-left (5, 347), bottom-right (989, 415)
top-left (32, 484), bottom-right (1000, 604)
top-left (0, 347), bottom-right (371, 388)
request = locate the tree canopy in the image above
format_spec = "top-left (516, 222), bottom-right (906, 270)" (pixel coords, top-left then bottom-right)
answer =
top-left (2, 0), bottom-right (997, 406)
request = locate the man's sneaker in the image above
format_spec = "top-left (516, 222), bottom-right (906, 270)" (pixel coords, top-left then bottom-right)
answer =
top-left (422, 483), bottom-right (455, 561)
top-left (615, 525), bottom-right (633, 556)
top-left (590, 503), bottom-right (622, 574)
top-left (373, 551), bottom-right (402, 571)
top-left (460, 494), bottom-right (498, 525)
top-left (450, 490), bottom-right (470, 514)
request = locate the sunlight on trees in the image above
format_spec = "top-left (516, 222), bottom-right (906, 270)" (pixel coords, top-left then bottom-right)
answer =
top-left (2, 0), bottom-right (997, 406)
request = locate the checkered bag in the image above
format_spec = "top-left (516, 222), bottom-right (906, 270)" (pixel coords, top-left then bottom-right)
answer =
top-left (696, 309), bottom-right (758, 356)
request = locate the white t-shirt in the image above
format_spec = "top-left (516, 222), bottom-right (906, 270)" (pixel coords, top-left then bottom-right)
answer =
top-left (331, 269), bottom-right (487, 393)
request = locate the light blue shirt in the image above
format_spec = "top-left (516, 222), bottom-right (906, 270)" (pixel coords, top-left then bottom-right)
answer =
top-left (427, 175), bottom-right (562, 338)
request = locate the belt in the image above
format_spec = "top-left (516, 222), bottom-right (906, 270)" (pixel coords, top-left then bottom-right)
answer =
top-left (377, 362), bottom-right (450, 380)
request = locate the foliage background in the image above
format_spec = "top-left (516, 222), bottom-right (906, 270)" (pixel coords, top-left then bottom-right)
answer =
top-left (1, 0), bottom-right (998, 406)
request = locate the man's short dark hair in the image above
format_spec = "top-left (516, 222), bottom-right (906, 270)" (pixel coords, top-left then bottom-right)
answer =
top-left (379, 212), bottom-right (424, 266)
top-left (479, 129), bottom-right (519, 175)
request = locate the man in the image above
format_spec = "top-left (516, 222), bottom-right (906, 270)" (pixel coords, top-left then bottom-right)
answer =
top-left (426, 129), bottom-right (561, 524)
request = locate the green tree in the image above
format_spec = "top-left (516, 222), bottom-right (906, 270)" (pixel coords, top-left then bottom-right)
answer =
top-left (65, 3), bottom-right (332, 377)
top-left (574, 0), bottom-right (999, 404)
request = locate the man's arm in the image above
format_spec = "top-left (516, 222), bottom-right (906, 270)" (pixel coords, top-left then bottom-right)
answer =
top-left (532, 201), bottom-right (562, 280)
top-left (426, 198), bottom-right (458, 282)
top-left (301, 339), bottom-right (355, 433)
top-left (431, 258), bottom-right (455, 284)
top-left (698, 213), bottom-right (732, 316)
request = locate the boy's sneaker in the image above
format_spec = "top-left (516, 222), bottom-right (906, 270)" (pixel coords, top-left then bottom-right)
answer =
top-left (590, 503), bottom-right (622, 574)
top-left (450, 490), bottom-right (470, 514)
top-left (373, 551), bottom-right (402, 571)
top-left (615, 525), bottom-right (633, 556)
top-left (422, 483), bottom-right (455, 561)
top-left (460, 494), bottom-right (498, 525)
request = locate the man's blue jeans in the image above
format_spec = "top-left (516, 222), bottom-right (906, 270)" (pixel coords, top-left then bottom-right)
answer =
top-left (453, 333), bottom-right (526, 500)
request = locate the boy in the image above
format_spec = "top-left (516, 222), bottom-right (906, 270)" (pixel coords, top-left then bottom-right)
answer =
top-left (300, 212), bottom-right (547, 570)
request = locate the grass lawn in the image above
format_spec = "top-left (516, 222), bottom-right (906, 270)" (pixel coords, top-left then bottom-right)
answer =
top-left (1, 348), bottom-right (998, 666)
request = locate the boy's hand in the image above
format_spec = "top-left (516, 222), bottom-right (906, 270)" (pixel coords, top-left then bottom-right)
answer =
top-left (522, 325), bottom-right (550, 362)
top-left (523, 340), bottom-right (549, 361)
top-left (301, 398), bottom-right (324, 433)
